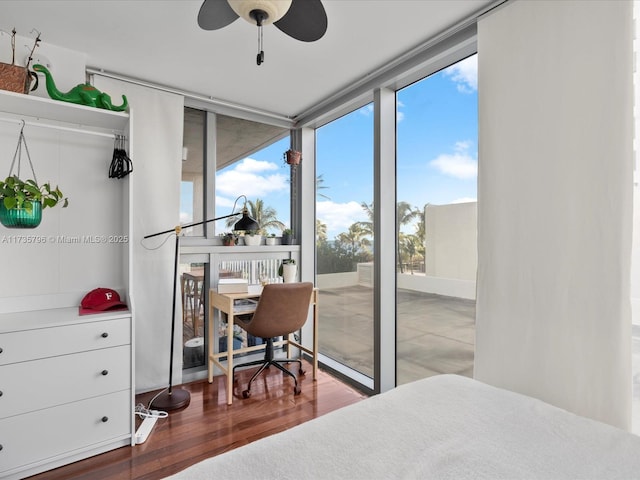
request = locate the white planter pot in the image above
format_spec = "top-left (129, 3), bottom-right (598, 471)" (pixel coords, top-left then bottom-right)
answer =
top-left (282, 264), bottom-right (297, 283)
top-left (265, 237), bottom-right (277, 246)
top-left (243, 234), bottom-right (262, 246)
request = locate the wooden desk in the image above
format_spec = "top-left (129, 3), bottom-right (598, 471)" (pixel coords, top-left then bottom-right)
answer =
top-left (208, 288), bottom-right (319, 405)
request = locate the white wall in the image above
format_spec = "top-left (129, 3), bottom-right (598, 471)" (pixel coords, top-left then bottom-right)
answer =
top-left (425, 202), bottom-right (477, 281)
top-left (475, 0), bottom-right (633, 429)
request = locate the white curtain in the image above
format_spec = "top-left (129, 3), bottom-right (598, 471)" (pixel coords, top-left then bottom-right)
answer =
top-left (93, 76), bottom-right (184, 392)
top-left (475, 0), bottom-right (633, 429)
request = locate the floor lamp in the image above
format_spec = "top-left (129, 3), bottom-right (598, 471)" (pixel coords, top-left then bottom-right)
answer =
top-left (143, 196), bottom-right (259, 411)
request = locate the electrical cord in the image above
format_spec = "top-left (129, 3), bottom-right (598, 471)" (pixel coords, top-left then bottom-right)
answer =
top-left (135, 388), bottom-right (170, 419)
top-left (135, 402), bottom-right (168, 420)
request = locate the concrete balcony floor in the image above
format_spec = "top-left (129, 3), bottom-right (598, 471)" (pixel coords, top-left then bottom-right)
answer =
top-left (318, 285), bottom-right (476, 384)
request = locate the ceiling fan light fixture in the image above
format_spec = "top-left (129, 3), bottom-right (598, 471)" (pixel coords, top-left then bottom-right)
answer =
top-left (227, 0), bottom-right (293, 26)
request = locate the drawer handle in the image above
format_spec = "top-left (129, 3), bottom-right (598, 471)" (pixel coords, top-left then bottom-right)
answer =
top-left (101, 416), bottom-right (109, 423)
top-left (101, 332), bottom-right (109, 338)
top-left (101, 370), bottom-right (109, 376)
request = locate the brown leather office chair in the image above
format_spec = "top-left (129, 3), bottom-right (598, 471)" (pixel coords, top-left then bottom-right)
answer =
top-left (233, 282), bottom-right (313, 399)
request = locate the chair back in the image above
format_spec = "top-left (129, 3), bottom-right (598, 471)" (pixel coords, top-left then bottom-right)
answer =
top-left (243, 282), bottom-right (313, 339)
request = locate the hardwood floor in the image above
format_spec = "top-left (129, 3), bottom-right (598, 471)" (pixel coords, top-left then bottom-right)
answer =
top-left (28, 361), bottom-right (366, 480)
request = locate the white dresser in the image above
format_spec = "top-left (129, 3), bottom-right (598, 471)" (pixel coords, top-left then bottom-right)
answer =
top-left (0, 307), bottom-right (134, 479)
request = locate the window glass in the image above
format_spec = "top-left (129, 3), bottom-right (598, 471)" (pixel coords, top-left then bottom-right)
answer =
top-left (316, 104), bottom-right (375, 378)
top-left (396, 54), bottom-right (478, 385)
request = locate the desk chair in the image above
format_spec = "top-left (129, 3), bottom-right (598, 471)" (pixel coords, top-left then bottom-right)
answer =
top-left (233, 282), bottom-right (313, 399)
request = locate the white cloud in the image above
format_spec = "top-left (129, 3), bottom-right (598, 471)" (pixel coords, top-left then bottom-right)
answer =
top-left (429, 141), bottom-right (477, 180)
top-left (180, 211), bottom-right (192, 223)
top-left (451, 197), bottom-right (477, 204)
top-left (235, 157), bottom-right (278, 173)
top-left (359, 104), bottom-right (374, 116)
top-left (443, 55), bottom-right (477, 93)
top-left (317, 200), bottom-right (368, 237)
top-left (397, 100), bottom-right (405, 123)
top-left (216, 158), bottom-right (288, 200)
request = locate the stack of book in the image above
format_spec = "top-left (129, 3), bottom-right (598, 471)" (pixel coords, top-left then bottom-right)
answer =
top-left (218, 277), bottom-right (249, 294)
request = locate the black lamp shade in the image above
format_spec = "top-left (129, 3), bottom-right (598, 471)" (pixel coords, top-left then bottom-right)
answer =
top-left (234, 209), bottom-right (259, 232)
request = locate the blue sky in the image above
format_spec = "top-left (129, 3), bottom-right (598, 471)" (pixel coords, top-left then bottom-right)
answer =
top-left (206, 54), bottom-right (478, 239)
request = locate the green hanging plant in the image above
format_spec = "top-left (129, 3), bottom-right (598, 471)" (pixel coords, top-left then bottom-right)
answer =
top-left (0, 175), bottom-right (68, 212)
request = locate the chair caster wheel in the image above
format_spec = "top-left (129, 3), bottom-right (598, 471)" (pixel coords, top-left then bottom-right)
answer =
top-left (294, 385), bottom-right (301, 395)
top-left (299, 368), bottom-right (306, 376)
top-left (242, 390), bottom-right (251, 398)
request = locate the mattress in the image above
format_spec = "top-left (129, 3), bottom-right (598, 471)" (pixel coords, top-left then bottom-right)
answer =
top-left (165, 374), bottom-right (640, 479)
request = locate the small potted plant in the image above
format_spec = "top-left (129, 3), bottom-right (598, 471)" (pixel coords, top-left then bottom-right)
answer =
top-left (221, 232), bottom-right (237, 246)
top-left (278, 259), bottom-right (297, 283)
top-left (243, 229), bottom-right (262, 246)
top-left (284, 149), bottom-right (301, 166)
top-left (265, 233), bottom-right (277, 246)
top-left (282, 228), bottom-right (294, 245)
top-left (0, 175), bottom-right (68, 228)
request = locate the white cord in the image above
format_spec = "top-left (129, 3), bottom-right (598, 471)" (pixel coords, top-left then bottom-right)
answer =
top-left (135, 402), bottom-right (169, 419)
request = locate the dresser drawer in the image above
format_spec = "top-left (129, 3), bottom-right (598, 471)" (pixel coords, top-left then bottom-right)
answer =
top-left (0, 345), bottom-right (131, 419)
top-left (0, 316), bottom-right (130, 365)
top-left (0, 389), bottom-right (131, 475)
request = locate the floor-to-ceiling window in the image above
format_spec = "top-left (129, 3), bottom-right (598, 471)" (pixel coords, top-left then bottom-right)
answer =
top-left (395, 54), bottom-right (478, 385)
top-left (180, 108), bottom-right (290, 374)
top-left (316, 104), bottom-right (375, 379)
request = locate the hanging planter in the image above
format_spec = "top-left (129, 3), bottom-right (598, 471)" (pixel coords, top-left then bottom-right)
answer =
top-left (0, 122), bottom-right (68, 229)
top-left (0, 198), bottom-right (41, 228)
top-left (284, 149), bottom-right (301, 166)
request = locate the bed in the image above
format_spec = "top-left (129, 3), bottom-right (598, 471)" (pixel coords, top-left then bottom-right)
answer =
top-left (166, 374), bottom-right (640, 479)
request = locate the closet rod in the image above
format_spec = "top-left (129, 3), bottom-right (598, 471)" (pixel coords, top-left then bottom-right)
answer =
top-left (0, 116), bottom-right (118, 139)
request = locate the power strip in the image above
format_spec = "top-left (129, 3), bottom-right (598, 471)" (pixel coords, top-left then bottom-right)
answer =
top-left (135, 416), bottom-right (158, 444)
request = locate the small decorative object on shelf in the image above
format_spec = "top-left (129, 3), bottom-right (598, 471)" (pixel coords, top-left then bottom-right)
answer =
top-left (0, 27), bottom-right (40, 94)
top-left (282, 228), bottom-right (294, 245)
top-left (278, 259), bottom-right (297, 283)
top-left (265, 233), bottom-right (277, 246)
top-left (284, 149), bottom-right (301, 166)
top-left (33, 64), bottom-right (128, 111)
top-left (0, 122), bottom-right (68, 229)
top-left (221, 232), bottom-right (237, 246)
top-left (243, 230), bottom-right (262, 246)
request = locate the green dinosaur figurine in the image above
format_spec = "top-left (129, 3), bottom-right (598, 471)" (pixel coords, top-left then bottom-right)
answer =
top-left (32, 64), bottom-right (128, 112)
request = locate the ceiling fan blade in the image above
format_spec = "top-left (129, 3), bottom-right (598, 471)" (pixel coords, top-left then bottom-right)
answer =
top-left (197, 0), bottom-right (239, 30)
top-left (274, 0), bottom-right (327, 42)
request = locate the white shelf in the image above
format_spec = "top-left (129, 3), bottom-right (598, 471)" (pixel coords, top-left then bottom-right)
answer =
top-left (0, 89), bottom-right (128, 132)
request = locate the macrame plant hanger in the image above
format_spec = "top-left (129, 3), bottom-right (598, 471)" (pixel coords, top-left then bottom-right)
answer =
top-left (9, 120), bottom-right (38, 185)
top-left (0, 120), bottom-right (43, 228)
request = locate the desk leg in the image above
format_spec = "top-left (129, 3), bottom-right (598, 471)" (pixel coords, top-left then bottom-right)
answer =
top-left (208, 304), bottom-right (214, 383)
top-left (226, 316), bottom-right (234, 405)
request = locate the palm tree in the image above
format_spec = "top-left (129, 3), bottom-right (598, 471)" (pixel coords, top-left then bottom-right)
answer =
top-left (397, 201), bottom-right (420, 230)
top-left (225, 198), bottom-right (285, 233)
top-left (316, 219), bottom-right (328, 243)
top-left (337, 223), bottom-right (371, 254)
top-left (355, 201), bottom-right (374, 238)
top-left (316, 174), bottom-right (331, 200)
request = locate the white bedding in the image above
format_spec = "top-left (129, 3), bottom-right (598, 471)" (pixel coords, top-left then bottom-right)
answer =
top-left (166, 374), bottom-right (640, 479)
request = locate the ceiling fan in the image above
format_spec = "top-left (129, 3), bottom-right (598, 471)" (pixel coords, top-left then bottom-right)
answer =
top-left (197, 0), bottom-right (328, 65)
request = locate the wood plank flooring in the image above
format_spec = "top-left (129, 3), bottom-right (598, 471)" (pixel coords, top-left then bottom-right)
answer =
top-left (27, 361), bottom-right (366, 480)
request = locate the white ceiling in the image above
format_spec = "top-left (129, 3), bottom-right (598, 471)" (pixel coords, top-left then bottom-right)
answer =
top-left (1, 0), bottom-right (492, 120)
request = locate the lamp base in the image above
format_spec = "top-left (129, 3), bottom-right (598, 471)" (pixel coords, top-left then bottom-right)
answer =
top-left (150, 388), bottom-right (191, 411)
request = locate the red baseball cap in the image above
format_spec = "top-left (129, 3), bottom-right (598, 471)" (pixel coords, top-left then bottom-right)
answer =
top-left (80, 288), bottom-right (128, 315)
